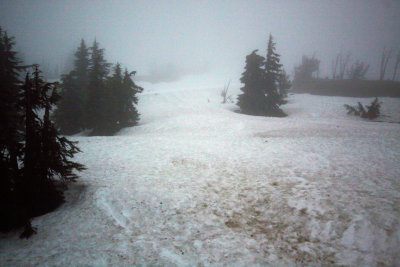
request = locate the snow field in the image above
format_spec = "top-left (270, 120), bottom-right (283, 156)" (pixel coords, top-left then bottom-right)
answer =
top-left (0, 86), bottom-right (399, 265)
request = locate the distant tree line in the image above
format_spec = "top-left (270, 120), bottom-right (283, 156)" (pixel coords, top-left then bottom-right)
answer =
top-left (0, 27), bottom-right (85, 237)
top-left (237, 34), bottom-right (291, 117)
top-left (53, 39), bottom-right (143, 136)
top-left (292, 47), bottom-right (400, 97)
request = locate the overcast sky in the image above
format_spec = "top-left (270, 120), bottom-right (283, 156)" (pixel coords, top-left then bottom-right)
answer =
top-left (1, 0), bottom-right (399, 88)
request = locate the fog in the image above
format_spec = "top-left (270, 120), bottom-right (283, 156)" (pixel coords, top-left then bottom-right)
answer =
top-left (1, 0), bottom-right (399, 88)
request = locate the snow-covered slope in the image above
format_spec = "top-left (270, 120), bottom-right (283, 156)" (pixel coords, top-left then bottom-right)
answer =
top-left (1, 87), bottom-right (400, 266)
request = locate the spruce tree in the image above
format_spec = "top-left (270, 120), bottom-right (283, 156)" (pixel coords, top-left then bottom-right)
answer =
top-left (74, 39), bottom-right (90, 94)
top-left (278, 69), bottom-right (291, 101)
top-left (1, 28), bottom-right (85, 236)
top-left (0, 27), bottom-right (24, 232)
top-left (120, 68), bottom-right (142, 127)
top-left (104, 64), bottom-right (143, 133)
top-left (19, 66), bottom-right (85, 237)
top-left (264, 34), bottom-right (286, 116)
top-left (53, 39), bottom-right (89, 134)
top-left (106, 63), bottom-right (124, 131)
top-left (85, 39), bottom-right (111, 135)
top-left (237, 50), bottom-right (267, 115)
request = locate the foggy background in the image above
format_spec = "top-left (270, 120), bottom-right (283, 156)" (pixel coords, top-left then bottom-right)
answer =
top-left (1, 0), bottom-right (399, 89)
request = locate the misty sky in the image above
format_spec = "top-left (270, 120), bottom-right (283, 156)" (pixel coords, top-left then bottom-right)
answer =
top-left (1, 0), bottom-right (399, 87)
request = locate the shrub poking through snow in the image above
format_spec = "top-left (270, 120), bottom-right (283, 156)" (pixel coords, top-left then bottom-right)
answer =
top-left (221, 80), bottom-right (232, 103)
top-left (344, 97), bottom-right (382, 119)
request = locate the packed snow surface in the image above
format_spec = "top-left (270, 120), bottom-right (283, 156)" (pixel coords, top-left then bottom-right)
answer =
top-left (1, 86), bottom-right (400, 265)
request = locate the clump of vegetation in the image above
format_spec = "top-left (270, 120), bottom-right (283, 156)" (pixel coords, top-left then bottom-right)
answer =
top-left (344, 98), bottom-right (382, 119)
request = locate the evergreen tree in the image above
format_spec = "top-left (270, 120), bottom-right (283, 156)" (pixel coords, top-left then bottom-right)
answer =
top-left (104, 63), bottom-right (124, 132)
top-left (53, 39), bottom-right (89, 134)
top-left (120, 68), bottom-right (142, 127)
top-left (237, 50), bottom-right (267, 115)
top-left (85, 39), bottom-right (111, 135)
top-left (0, 27), bottom-right (24, 232)
top-left (264, 34), bottom-right (286, 116)
top-left (105, 64), bottom-right (143, 133)
top-left (1, 28), bottom-right (85, 236)
top-left (278, 69), bottom-right (291, 100)
top-left (18, 66), bottom-right (85, 237)
top-left (74, 39), bottom-right (90, 93)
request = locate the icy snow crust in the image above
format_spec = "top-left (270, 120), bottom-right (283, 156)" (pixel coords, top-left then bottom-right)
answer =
top-left (1, 87), bottom-right (400, 266)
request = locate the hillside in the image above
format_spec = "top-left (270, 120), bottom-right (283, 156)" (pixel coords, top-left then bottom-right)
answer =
top-left (1, 87), bottom-right (400, 266)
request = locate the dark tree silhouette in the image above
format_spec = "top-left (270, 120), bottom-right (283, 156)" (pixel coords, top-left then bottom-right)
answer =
top-left (237, 50), bottom-right (267, 115)
top-left (264, 34), bottom-right (286, 116)
top-left (0, 27), bottom-right (24, 233)
top-left (120, 68), bottom-right (143, 127)
top-left (53, 39), bottom-right (90, 134)
top-left (0, 28), bottom-right (85, 236)
top-left (55, 38), bottom-right (142, 136)
top-left (18, 66), bottom-right (85, 237)
top-left (85, 39), bottom-right (111, 135)
top-left (105, 63), bottom-right (124, 131)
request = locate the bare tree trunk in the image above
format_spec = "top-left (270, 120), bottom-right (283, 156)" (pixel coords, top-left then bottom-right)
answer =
top-left (338, 52), bottom-right (351, 79)
top-left (331, 53), bottom-right (340, 79)
top-left (392, 50), bottom-right (400, 81)
top-left (379, 47), bottom-right (392, 80)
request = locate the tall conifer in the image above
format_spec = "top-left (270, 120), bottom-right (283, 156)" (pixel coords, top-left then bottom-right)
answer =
top-left (120, 68), bottom-right (142, 127)
top-left (53, 39), bottom-right (89, 134)
top-left (237, 50), bottom-right (267, 115)
top-left (264, 34), bottom-right (286, 116)
top-left (85, 39), bottom-right (110, 134)
top-left (19, 66), bottom-right (85, 237)
top-left (0, 27), bottom-right (24, 232)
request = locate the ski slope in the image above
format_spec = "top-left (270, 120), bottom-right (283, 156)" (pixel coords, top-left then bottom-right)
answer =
top-left (1, 85), bottom-right (400, 266)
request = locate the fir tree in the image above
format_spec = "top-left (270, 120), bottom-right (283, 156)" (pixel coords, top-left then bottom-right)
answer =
top-left (1, 29), bottom-right (85, 236)
top-left (264, 34), bottom-right (286, 116)
top-left (0, 27), bottom-right (24, 232)
top-left (105, 64), bottom-right (143, 132)
top-left (105, 63), bottom-right (124, 132)
top-left (278, 69), bottom-right (291, 100)
top-left (120, 68), bottom-right (142, 127)
top-left (18, 66), bottom-right (85, 237)
top-left (53, 39), bottom-right (89, 134)
top-left (74, 39), bottom-right (90, 93)
top-left (85, 39), bottom-right (111, 135)
top-left (237, 50), bottom-right (267, 115)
